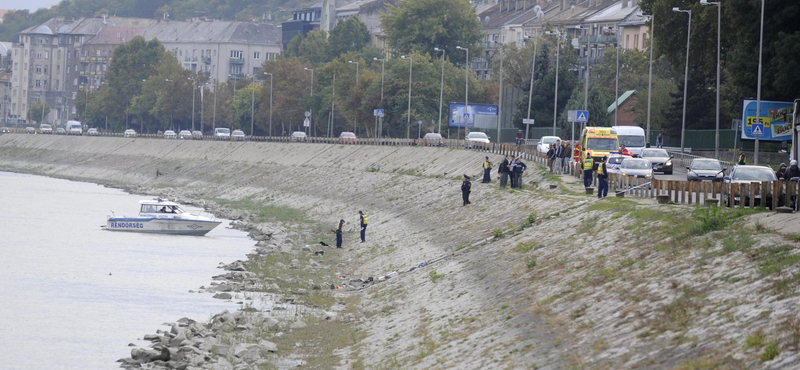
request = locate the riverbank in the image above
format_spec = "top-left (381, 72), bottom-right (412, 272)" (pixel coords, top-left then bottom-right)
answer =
top-left (1, 134), bottom-right (800, 369)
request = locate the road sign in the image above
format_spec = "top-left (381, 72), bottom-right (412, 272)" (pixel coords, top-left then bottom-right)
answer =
top-left (522, 118), bottom-right (535, 125)
top-left (567, 110), bottom-right (577, 122)
top-left (576, 110), bottom-right (589, 123)
top-left (304, 111), bottom-right (311, 118)
top-left (373, 109), bottom-right (384, 117)
top-left (751, 123), bottom-right (764, 136)
top-left (418, 120), bottom-right (422, 125)
top-left (303, 118), bottom-right (310, 127)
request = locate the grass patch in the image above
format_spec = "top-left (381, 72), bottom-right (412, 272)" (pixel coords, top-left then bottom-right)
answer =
top-left (493, 229), bottom-right (505, 239)
top-left (212, 197), bottom-right (309, 224)
top-left (756, 245), bottom-right (800, 276)
top-left (643, 286), bottom-right (705, 336)
top-left (517, 242), bottom-right (536, 253)
top-left (760, 342), bottom-right (780, 362)
top-left (429, 270), bottom-right (444, 283)
top-left (274, 316), bottom-right (367, 369)
top-left (526, 256), bottom-right (537, 269)
top-left (692, 205), bottom-right (732, 233)
top-left (745, 330), bottom-right (766, 350)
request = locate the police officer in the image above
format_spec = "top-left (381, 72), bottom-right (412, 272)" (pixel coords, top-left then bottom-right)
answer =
top-left (333, 219), bottom-right (345, 248)
top-left (597, 156), bottom-right (609, 198)
top-left (737, 150), bottom-right (747, 165)
top-left (461, 174), bottom-right (472, 206)
top-left (583, 155), bottom-right (594, 188)
top-left (358, 211), bottom-right (368, 243)
top-left (482, 156), bottom-right (493, 183)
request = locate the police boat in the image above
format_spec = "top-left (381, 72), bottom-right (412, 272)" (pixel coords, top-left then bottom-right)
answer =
top-left (105, 199), bottom-right (222, 236)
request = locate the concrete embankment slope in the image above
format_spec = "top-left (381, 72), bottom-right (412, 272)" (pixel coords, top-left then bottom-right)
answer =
top-left (2, 134), bottom-right (800, 370)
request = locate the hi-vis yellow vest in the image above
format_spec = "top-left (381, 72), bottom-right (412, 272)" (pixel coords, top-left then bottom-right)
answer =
top-left (596, 162), bottom-right (606, 176)
top-left (361, 215), bottom-right (368, 225)
top-left (583, 157), bottom-right (594, 170)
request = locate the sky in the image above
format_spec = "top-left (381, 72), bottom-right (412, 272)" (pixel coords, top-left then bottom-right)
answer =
top-left (7, 0), bottom-right (60, 12)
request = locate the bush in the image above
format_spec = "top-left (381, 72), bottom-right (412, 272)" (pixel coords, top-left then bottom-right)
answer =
top-left (527, 212), bottom-right (537, 225)
top-left (429, 270), bottom-right (444, 283)
top-left (493, 229), bottom-right (504, 239)
top-left (526, 256), bottom-right (537, 268)
top-left (692, 205), bottom-right (732, 233)
top-left (760, 342), bottom-right (780, 362)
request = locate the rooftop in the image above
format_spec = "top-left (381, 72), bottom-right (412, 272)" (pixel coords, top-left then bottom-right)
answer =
top-left (607, 90), bottom-right (636, 113)
top-left (140, 20), bottom-right (281, 46)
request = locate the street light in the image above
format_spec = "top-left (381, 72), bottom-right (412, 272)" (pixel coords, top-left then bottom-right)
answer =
top-left (523, 35), bottom-right (538, 142)
top-left (263, 72), bottom-right (273, 137)
top-left (304, 67), bottom-right (314, 135)
top-left (165, 78), bottom-right (175, 130)
top-left (643, 13), bottom-right (655, 146)
top-left (212, 79), bottom-right (218, 131)
top-left (613, 26), bottom-right (620, 127)
top-left (433, 48), bottom-right (445, 134)
top-left (373, 57), bottom-right (385, 138)
top-left (673, 7), bottom-right (692, 153)
top-left (701, 0), bottom-right (721, 159)
top-left (348, 60), bottom-right (359, 134)
top-left (249, 74), bottom-right (256, 136)
top-left (400, 55), bottom-right (413, 139)
top-left (545, 30), bottom-right (561, 136)
top-left (188, 76), bottom-right (196, 131)
top-left (754, 0), bottom-right (765, 164)
top-left (456, 46), bottom-right (469, 137)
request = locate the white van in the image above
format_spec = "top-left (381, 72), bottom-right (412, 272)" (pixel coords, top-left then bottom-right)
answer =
top-left (612, 126), bottom-right (646, 157)
top-left (214, 127), bottom-right (231, 140)
top-left (66, 120), bottom-right (83, 135)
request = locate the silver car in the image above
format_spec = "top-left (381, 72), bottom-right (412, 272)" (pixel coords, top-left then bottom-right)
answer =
top-left (640, 148), bottom-right (673, 174)
top-left (724, 165), bottom-right (778, 207)
top-left (619, 158), bottom-right (653, 179)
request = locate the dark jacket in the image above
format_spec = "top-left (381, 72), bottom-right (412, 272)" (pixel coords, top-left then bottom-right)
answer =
top-left (513, 161), bottom-right (527, 173)
top-left (499, 159), bottom-right (509, 174)
top-left (562, 144), bottom-right (572, 158)
top-left (786, 165), bottom-right (800, 180)
top-left (547, 148), bottom-right (555, 159)
top-left (461, 179), bottom-right (471, 192)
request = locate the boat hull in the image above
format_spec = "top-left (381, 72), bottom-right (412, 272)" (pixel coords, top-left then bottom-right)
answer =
top-left (106, 217), bottom-right (221, 236)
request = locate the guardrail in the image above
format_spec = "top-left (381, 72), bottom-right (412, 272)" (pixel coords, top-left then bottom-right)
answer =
top-left (665, 148), bottom-right (735, 170)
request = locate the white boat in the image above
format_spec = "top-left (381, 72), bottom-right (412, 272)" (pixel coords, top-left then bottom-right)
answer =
top-left (105, 199), bottom-right (221, 236)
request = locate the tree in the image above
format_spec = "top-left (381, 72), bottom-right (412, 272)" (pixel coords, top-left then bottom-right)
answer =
top-left (257, 58), bottom-right (313, 136)
top-left (298, 31), bottom-right (331, 65)
top-left (28, 99), bottom-right (51, 124)
top-left (328, 17), bottom-right (369, 59)
top-left (381, 0), bottom-right (483, 65)
top-left (130, 52), bottom-right (193, 133)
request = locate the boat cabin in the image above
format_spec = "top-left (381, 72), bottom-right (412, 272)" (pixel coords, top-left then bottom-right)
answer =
top-left (139, 200), bottom-right (185, 215)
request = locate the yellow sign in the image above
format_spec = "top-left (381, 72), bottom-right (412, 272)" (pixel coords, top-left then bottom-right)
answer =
top-left (745, 116), bottom-right (771, 127)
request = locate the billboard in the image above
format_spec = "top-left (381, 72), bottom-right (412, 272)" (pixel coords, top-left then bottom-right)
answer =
top-left (448, 103), bottom-right (498, 129)
top-left (740, 99), bottom-right (795, 141)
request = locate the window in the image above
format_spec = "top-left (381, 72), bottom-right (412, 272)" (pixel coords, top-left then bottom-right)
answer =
top-left (73, 78), bottom-right (78, 86)
top-left (642, 33), bottom-right (647, 49)
top-left (38, 37), bottom-right (44, 44)
top-left (254, 51), bottom-right (260, 60)
top-left (57, 50), bottom-right (61, 59)
top-left (45, 51), bottom-right (49, 59)
top-left (231, 50), bottom-right (243, 59)
top-left (253, 67), bottom-right (259, 74)
top-left (206, 49), bottom-right (211, 57)
top-left (42, 80), bottom-right (47, 88)
top-left (56, 65), bottom-right (60, 73)
top-left (44, 66), bottom-right (48, 74)
top-left (36, 66), bottom-right (42, 74)
top-left (229, 65), bottom-right (242, 74)
top-left (625, 35), bottom-right (629, 49)
top-left (55, 80), bottom-right (59, 90)
top-left (36, 51), bottom-right (42, 59)
top-left (633, 34), bottom-right (639, 50)
top-left (35, 80), bottom-right (41, 87)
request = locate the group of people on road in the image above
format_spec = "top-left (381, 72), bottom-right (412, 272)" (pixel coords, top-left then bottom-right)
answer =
top-left (546, 140), bottom-right (573, 174)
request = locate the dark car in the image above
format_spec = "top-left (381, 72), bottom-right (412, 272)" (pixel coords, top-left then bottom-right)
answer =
top-left (687, 158), bottom-right (725, 182)
top-left (724, 165), bottom-right (778, 208)
top-left (640, 148), bottom-right (673, 174)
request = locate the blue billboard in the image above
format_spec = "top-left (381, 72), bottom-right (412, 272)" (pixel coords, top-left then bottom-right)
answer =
top-left (741, 99), bottom-right (794, 141)
top-left (448, 103), bottom-right (498, 129)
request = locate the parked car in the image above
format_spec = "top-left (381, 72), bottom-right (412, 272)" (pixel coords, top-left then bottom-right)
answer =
top-left (465, 132), bottom-right (490, 148)
top-left (291, 131), bottom-right (308, 142)
top-left (55, 127), bottom-right (66, 134)
top-left (687, 158), bottom-right (725, 182)
top-left (605, 154), bottom-right (630, 174)
top-left (40, 124), bottom-right (53, 134)
top-left (25, 126), bottom-right (35, 134)
top-left (537, 136), bottom-right (561, 153)
top-left (640, 148), bottom-right (673, 174)
top-left (423, 133), bottom-right (444, 146)
top-left (192, 130), bottom-right (203, 140)
top-left (124, 129), bottom-right (137, 138)
top-left (724, 165), bottom-right (778, 208)
top-left (0, 127), bottom-right (9, 133)
top-left (214, 127), bottom-right (231, 140)
top-left (339, 132), bottom-right (357, 144)
top-left (619, 158), bottom-right (653, 179)
top-left (231, 130), bottom-right (246, 141)
top-left (66, 121), bottom-right (83, 135)
top-left (179, 130), bottom-right (192, 139)
top-left (164, 130), bottom-right (177, 139)
top-left (86, 128), bottom-right (99, 136)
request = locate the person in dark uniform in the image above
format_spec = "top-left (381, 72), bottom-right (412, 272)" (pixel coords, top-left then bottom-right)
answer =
top-left (583, 155), bottom-right (594, 188)
top-left (482, 156), bottom-right (493, 183)
top-left (737, 150), bottom-right (747, 165)
top-left (499, 155), bottom-right (510, 188)
top-left (597, 156), bottom-right (609, 198)
top-left (513, 157), bottom-right (527, 188)
top-left (333, 219), bottom-right (345, 248)
top-left (461, 175), bottom-right (472, 206)
top-left (358, 211), bottom-right (368, 243)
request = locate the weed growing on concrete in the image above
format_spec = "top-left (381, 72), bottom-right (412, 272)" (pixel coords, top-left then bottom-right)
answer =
top-left (692, 205), bottom-right (731, 232)
top-left (517, 242), bottom-right (535, 253)
top-left (493, 229), bottom-right (505, 239)
top-left (429, 270), bottom-right (444, 283)
top-left (745, 330), bottom-right (766, 349)
top-left (760, 342), bottom-right (780, 361)
top-left (526, 256), bottom-right (537, 269)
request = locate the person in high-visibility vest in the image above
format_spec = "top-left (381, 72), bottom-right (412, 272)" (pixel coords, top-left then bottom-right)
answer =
top-left (358, 211), bottom-right (368, 243)
top-left (597, 156), bottom-right (609, 198)
top-left (583, 155), bottom-right (594, 188)
top-left (333, 219), bottom-right (345, 248)
top-left (737, 150), bottom-right (747, 165)
top-left (573, 143), bottom-right (581, 163)
top-left (482, 156), bottom-right (493, 183)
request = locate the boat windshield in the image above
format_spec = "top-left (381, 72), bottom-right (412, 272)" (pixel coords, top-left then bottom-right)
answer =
top-left (141, 204), bottom-right (184, 214)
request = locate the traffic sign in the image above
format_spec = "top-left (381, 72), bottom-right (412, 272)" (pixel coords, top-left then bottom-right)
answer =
top-left (751, 123), bottom-right (764, 136)
top-left (522, 118), bottom-right (535, 125)
top-left (304, 111), bottom-right (311, 118)
top-left (576, 110), bottom-right (589, 123)
top-left (418, 120), bottom-right (423, 125)
top-left (373, 109), bottom-right (385, 117)
top-left (303, 118), bottom-right (310, 127)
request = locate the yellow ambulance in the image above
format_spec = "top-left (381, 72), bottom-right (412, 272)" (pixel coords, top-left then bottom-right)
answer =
top-left (580, 127), bottom-right (619, 169)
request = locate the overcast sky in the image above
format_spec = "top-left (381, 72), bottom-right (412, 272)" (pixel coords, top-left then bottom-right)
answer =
top-left (9, 0), bottom-right (60, 12)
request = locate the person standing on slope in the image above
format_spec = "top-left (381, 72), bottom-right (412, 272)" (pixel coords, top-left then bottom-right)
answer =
top-left (461, 175), bottom-right (472, 206)
top-left (358, 211), bottom-right (368, 243)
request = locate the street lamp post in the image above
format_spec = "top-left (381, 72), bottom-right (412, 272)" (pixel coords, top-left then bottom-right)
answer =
top-left (263, 72), bottom-right (273, 137)
top-left (673, 7), bottom-right (692, 153)
top-left (373, 57), bottom-right (385, 138)
top-left (434, 48), bottom-right (445, 134)
top-left (495, 41), bottom-right (504, 143)
top-left (615, 28), bottom-right (620, 126)
top-left (348, 60), bottom-right (359, 134)
top-left (165, 78), bottom-right (175, 130)
top-left (188, 77), bottom-right (196, 131)
top-left (304, 67), bottom-right (314, 136)
top-left (523, 35), bottom-right (537, 142)
top-left (212, 79), bottom-right (217, 132)
top-left (545, 30), bottom-right (561, 136)
top-left (330, 71), bottom-right (336, 138)
top-left (644, 13), bottom-right (655, 146)
top-left (456, 46), bottom-right (469, 138)
top-left (754, 0), bottom-right (765, 164)
top-left (250, 76), bottom-right (256, 136)
top-left (400, 55), bottom-right (413, 139)
top-left (701, 0), bottom-right (721, 159)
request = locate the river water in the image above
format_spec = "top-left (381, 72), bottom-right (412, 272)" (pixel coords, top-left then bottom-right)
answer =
top-left (0, 172), bottom-right (256, 370)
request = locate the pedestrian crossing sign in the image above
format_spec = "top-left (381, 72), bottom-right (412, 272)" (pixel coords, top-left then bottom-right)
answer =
top-left (751, 123), bottom-right (764, 136)
top-left (576, 110), bottom-right (589, 123)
